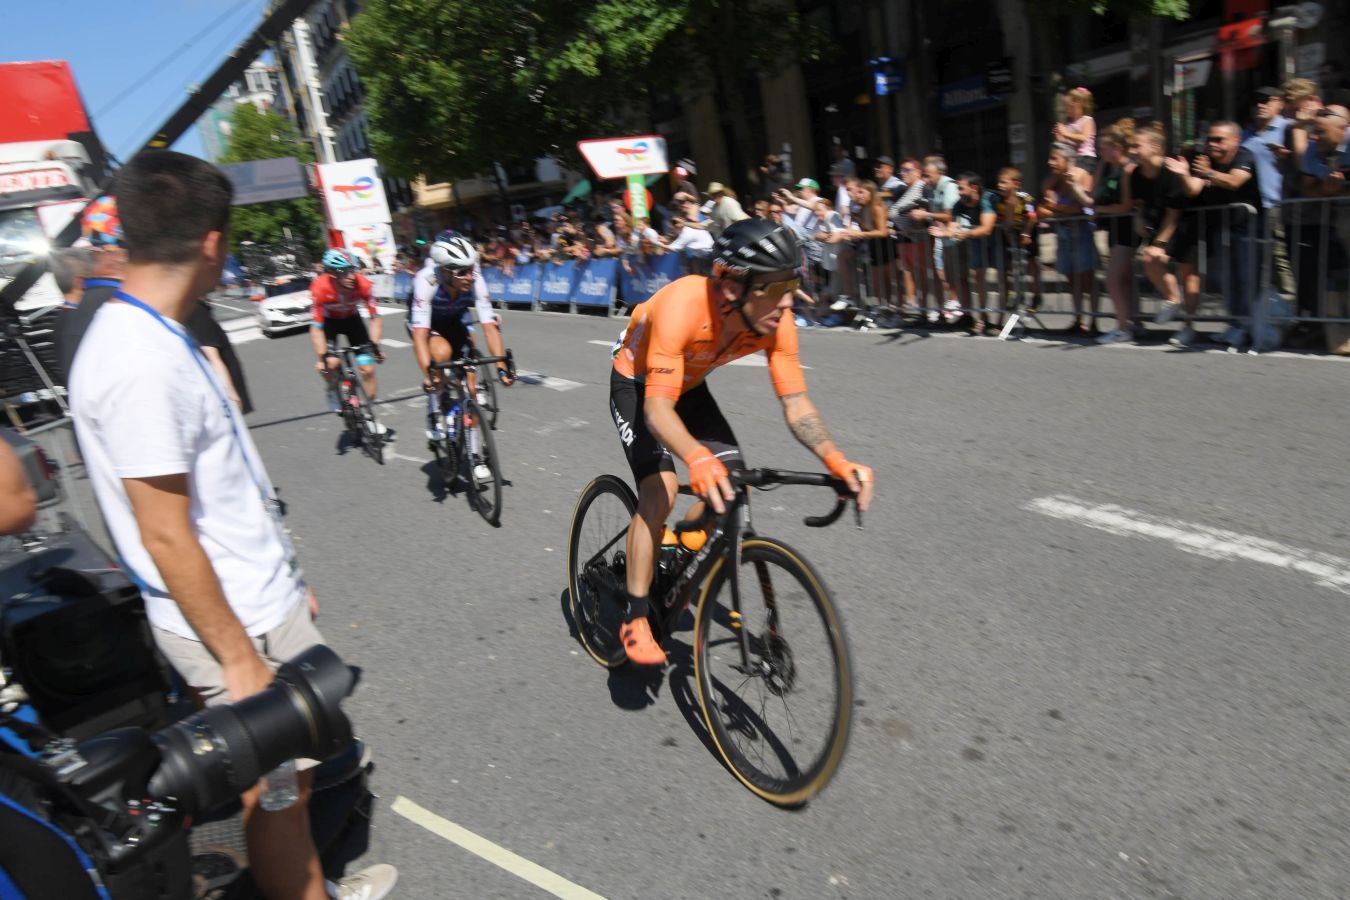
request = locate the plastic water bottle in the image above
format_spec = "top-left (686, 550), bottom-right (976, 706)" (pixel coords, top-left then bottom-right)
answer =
top-left (259, 759), bottom-right (299, 811)
top-left (445, 404), bottom-right (460, 440)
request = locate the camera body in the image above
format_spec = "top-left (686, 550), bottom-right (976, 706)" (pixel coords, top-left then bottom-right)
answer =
top-left (1, 645), bottom-right (358, 899)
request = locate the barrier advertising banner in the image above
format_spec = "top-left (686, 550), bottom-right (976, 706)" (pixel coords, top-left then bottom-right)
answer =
top-left (538, 262), bottom-right (576, 305)
top-left (571, 258), bottom-right (618, 307)
top-left (319, 158), bottom-right (391, 229)
top-left (502, 264), bottom-right (539, 305)
top-left (480, 265), bottom-right (509, 301)
top-left (619, 254), bottom-right (683, 305)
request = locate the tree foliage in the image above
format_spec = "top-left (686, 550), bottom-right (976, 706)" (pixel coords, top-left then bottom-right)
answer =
top-left (218, 104), bottom-right (325, 256)
top-left (1038, 0), bottom-right (1188, 18)
top-left (346, 0), bottom-right (822, 184)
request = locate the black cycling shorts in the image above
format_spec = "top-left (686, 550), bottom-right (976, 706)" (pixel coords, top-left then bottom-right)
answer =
top-left (609, 369), bottom-right (744, 485)
top-left (427, 314), bottom-right (474, 358)
top-left (322, 316), bottom-right (372, 355)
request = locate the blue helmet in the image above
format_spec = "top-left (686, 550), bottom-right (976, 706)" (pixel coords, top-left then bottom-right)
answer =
top-left (322, 248), bottom-right (356, 271)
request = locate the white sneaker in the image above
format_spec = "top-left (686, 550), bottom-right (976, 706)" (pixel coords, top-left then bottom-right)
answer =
top-left (371, 422), bottom-right (388, 436)
top-left (829, 298), bottom-right (850, 312)
top-left (330, 863), bottom-right (398, 900)
top-left (473, 463), bottom-right (492, 482)
top-left (1095, 328), bottom-right (1132, 345)
top-left (1169, 326), bottom-right (1197, 348)
top-left (476, 389), bottom-right (489, 407)
top-left (1154, 301), bottom-right (1183, 325)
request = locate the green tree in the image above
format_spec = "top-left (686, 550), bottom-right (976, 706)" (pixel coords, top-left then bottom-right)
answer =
top-left (1038, 0), bottom-right (1187, 17)
top-left (346, 0), bottom-right (821, 189)
top-left (219, 103), bottom-right (325, 257)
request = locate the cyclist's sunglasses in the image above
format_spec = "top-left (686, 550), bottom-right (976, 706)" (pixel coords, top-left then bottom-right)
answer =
top-left (441, 265), bottom-right (474, 277)
top-left (326, 266), bottom-right (356, 277)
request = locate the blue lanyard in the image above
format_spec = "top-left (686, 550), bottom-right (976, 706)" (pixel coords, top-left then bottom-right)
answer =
top-left (111, 291), bottom-right (280, 516)
top-left (111, 291), bottom-right (305, 590)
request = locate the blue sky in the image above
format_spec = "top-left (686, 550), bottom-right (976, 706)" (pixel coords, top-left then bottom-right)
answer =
top-left (2, 0), bottom-right (271, 162)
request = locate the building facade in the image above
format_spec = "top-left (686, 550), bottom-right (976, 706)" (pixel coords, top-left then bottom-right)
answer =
top-left (195, 60), bottom-right (279, 163)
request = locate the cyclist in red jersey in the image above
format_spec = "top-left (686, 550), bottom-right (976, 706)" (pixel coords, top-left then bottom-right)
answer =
top-left (609, 218), bottom-right (874, 665)
top-left (310, 248), bottom-right (385, 414)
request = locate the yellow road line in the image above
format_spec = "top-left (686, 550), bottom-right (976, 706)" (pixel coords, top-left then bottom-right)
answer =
top-left (390, 796), bottom-right (608, 899)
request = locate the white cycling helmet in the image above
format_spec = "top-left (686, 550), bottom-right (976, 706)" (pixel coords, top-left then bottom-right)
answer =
top-left (429, 235), bottom-right (478, 270)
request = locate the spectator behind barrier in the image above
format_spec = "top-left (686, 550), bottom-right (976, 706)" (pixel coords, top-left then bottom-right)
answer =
top-left (1054, 86), bottom-right (1097, 162)
top-left (1039, 142), bottom-right (1098, 336)
top-left (1093, 120), bottom-right (1141, 344)
top-left (1299, 104), bottom-right (1350, 354)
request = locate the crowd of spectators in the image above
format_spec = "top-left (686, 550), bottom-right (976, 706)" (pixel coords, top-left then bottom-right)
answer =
top-left (432, 78), bottom-right (1349, 354)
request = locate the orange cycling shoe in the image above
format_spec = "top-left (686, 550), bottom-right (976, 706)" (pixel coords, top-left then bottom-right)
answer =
top-left (619, 617), bottom-right (667, 666)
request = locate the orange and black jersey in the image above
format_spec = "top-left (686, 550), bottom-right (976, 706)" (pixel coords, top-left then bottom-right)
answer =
top-left (612, 275), bottom-right (806, 401)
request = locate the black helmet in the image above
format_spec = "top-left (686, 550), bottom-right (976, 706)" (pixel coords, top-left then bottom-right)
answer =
top-left (711, 218), bottom-right (799, 281)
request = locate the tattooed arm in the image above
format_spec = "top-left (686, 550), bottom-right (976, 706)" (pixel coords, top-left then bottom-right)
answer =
top-left (781, 392), bottom-right (841, 460)
top-left (780, 391), bottom-right (875, 511)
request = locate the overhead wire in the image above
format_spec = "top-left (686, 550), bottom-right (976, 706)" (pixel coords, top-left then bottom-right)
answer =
top-left (115, 1), bottom-right (267, 159)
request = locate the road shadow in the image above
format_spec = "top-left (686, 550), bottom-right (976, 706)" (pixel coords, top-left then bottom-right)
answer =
top-left (420, 458), bottom-right (458, 504)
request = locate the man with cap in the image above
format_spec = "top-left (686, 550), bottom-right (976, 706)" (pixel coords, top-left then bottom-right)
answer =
top-left (1242, 85), bottom-right (1294, 296)
top-left (873, 156), bottom-right (902, 197)
top-left (704, 182), bottom-right (750, 238)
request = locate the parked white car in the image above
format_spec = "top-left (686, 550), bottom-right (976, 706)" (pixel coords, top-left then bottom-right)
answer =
top-left (253, 274), bottom-right (314, 337)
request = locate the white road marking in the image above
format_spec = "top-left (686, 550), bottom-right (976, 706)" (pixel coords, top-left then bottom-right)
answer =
top-left (222, 316), bottom-right (260, 333)
top-left (1027, 495), bottom-right (1350, 594)
top-left (381, 338), bottom-right (411, 348)
top-left (391, 796), bottom-right (607, 899)
top-left (228, 326), bottom-right (264, 345)
top-left (517, 370), bottom-right (584, 391)
top-left (385, 451), bottom-right (426, 465)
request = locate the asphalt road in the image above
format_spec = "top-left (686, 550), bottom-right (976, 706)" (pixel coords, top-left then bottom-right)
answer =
top-left (228, 307), bottom-right (1349, 900)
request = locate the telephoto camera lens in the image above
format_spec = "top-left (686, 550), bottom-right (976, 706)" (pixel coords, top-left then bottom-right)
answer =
top-left (147, 645), bottom-right (356, 816)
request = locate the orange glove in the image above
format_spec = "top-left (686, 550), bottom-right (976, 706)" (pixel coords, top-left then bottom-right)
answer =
top-left (824, 450), bottom-right (873, 488)
top-left (684, 446), bottom-right (729, 500)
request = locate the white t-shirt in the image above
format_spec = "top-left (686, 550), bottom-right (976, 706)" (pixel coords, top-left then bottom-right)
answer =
top-left (69, 301), bottom-right (304, 639)
top-left (667, 225), bottom-right (714, 253)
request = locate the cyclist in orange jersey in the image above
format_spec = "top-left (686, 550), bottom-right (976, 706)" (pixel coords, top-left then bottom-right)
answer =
top-left (609, 218), bottom-right (874, 665)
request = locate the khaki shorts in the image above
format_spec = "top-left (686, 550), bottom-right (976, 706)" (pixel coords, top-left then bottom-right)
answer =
top-left (153, 600), bottom-right (327, 770)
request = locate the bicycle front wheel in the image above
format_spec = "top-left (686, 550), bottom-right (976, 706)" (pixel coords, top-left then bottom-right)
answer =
top-left (692, 537), bottom-right (853, 806)
top-left (476, 364), bottom-right (500, 430)
top-left (566, 474), bottom-right (636, 667)
top-left (351, 374), bottom-right (383, 465)
top-left (465, 404), bottom-right (502, 526)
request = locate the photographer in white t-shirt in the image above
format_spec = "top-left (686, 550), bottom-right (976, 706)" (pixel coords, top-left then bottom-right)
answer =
top-left (68, 151), bottom-right (395, 900)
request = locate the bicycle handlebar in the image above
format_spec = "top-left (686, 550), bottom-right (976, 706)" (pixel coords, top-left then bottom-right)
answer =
top-left (430, 350), bottom-right (513, 373)
top-left (676, 467), bottom-right (863, 529)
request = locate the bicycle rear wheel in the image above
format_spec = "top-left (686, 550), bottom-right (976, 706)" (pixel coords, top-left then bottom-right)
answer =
top-left (566, 474), bottom-right (636, 667)
top-left (465, 403), bottom-right (502, 525)
top-left (692, 537), bottom-right (853, 806)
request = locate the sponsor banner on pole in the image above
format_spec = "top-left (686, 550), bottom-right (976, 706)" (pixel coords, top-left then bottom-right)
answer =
top-left (341, 222), bottom-right (397, 273)
top-left (319, 158), bottom-right (391, 229)
top-left (576, 135), bottom-right (670, 178)
top-left (571, 258), bottom-right (618, 307)
top-left (502, 264), bottom-right (539, 304)
top-left (626, 174), bottom-right (649, 219)
top-left (619, 253), bottom-right (682, 305)
top-left (538, 261), bottom-right (576, 304)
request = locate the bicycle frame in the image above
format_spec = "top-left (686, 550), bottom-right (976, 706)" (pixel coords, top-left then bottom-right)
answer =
top-left (660, 469), bottom-right (857, 673)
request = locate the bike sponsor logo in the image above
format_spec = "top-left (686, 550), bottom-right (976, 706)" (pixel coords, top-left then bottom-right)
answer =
top-left (610, 399), bottom-right (635, 446)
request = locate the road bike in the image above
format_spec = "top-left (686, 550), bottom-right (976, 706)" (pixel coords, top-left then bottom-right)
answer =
top-left (331, 345), bottom-right (384, 465)
top-left (567, 467), bottom-right (859, 806)
top-left (428, 350), bottom-right (513, 526)
top-left (475, 358), bottom-right (501, 431)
